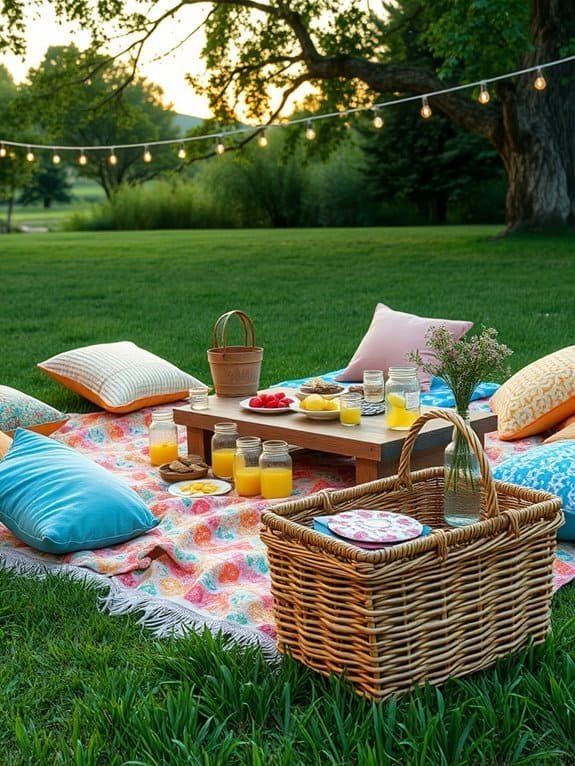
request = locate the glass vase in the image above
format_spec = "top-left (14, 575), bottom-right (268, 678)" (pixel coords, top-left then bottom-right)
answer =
top-left (443, 410), bottom-right (482, 527)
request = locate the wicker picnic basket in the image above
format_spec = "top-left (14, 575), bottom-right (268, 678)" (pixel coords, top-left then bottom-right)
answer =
top-left (260, 409), bottom-right (563, 701)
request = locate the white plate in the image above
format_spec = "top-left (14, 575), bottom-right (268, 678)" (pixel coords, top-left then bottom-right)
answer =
top-left (288, 402), bottom-right (340, 420)
top-left (328, 510), bottom-right (423, 543)
top-left (240, 397), bottom-right (293, 414)
top-left (168, 479), bottom-right (232, 497)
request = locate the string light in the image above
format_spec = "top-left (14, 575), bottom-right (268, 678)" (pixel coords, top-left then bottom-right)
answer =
top-left (478, 82), bottom-right (490, 104)
top-left (420, 96), bottom-right (432, 119)
top-left (143, 146), bottom-right (153, 162)
top-left (0, 54), bottom-right (571, 165)
top-left (305, 120), bottom-right (316, 140)
top-left (534, 68), bottom-right (547, 90)
top-left (257, 130), bottom-right (268, 148)
top-left (52, 151), bottom-right (61, 165)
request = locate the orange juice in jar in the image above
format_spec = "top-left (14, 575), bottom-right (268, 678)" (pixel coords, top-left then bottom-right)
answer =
top-left (234, 437), bottom-right (262, 496)
top-left (149, 410), bottom-right (178, 465)
top-left (259, 440), bottom-right (293, 500)
top-left (211, 422), bottom-right (239, 480)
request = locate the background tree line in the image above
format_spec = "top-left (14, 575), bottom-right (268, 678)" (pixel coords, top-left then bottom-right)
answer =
top-left (1, 40), bottom-right (506, 233)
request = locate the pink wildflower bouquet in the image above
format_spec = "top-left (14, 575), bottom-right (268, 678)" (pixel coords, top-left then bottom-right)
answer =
top-left (409, 325), bottom-right (513, 413)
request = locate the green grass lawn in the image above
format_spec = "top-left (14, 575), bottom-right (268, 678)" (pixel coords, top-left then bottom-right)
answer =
top-left (1, 226), bottom-right (575, 765)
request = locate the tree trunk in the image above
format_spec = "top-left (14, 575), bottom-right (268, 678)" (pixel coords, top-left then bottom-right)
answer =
top-left (494, 0), bottom-right (575, 231)
top-left (6, 194), bottom-right (14, 233)
top-left (497, 82), bottom-right (571, 231)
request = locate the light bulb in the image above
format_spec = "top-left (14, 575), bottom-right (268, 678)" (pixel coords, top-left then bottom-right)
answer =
top-left (177, 145), bottom-right (186, 159)
top-left (373, 110), bottom-right (384, 129)
top-left (258, 131), bottom-right (268, 148)
top-left (420, 96), bottom-right (432, 119)
top-left (216, 137), bottom-right (225, 155)
top-left (534, 68), bottom-right (547, 91)
top-left (305, 121), bottom-right (316, 140)
top-left (78, 151), bottom-right (88, 166)
top-left (52, 152), bottom-right (61, 165)
top-left (143, 147), bottom-right (152, 163)
top-left (26, 148), bottom-right (35, 162)
top-left (0, 144), bottom-right (6, 158)
top-left (109, 149), bottom-right (118, 166)
top-left (478, 82), bottom-right (490, 104)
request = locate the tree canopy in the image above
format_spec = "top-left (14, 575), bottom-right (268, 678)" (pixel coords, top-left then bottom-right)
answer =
top-left (1, 0), bottom-right (574, 230)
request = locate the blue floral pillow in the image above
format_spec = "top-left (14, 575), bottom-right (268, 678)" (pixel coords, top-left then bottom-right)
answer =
top-left (0, 428), bottom-right (159, 554)
top-left (492, 441), bottom-right (575, 541)
top-left (0, 385), bottom-right (68, 436)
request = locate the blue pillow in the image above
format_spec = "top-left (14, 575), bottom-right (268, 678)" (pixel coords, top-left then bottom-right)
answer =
top-left (0, 428), bottom-right (159, 554)
top-left (492, 440), bottom-right (575, 542)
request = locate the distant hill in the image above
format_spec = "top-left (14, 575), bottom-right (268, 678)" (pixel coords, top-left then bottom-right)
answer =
top-left (174, 113), bottom-right (205, 135)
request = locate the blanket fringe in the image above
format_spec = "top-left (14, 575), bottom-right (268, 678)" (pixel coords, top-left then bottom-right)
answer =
top-left (0, 549), bottom-right (279, 661)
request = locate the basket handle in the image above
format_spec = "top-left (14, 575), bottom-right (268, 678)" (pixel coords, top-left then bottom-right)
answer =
top-left (212, 310), bottom-right (256, 350)
top-left (395, 408), bottom-right (500, 520)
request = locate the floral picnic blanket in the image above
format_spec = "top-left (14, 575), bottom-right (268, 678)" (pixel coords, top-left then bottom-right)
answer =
top-left (0, 399), bottom-right (574, 652)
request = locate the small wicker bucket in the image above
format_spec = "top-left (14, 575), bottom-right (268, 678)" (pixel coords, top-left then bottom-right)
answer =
top-left (207, 310), bottom-right (263, 397)
top-left (261, 409), bottom-right (563, 701)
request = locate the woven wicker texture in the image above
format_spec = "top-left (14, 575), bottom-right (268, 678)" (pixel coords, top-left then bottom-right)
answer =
top-left (261, 409), bottom-right (563, 700)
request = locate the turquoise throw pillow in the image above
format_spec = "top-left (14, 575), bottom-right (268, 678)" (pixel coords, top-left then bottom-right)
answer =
top-left (0, 429), bottom-right (159, 554)
top-left (492, 441), bottom-right (575, 541)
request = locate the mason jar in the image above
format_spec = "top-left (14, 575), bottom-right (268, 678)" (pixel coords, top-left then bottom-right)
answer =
top-left (362, 370), bottom-right (384, 403)
top-left (234, 436), bottom-right (262, 496)
top-left (259, 440), bottom-right (292, 500)
top-left (149, 410), bottom-right (179, 466)
top-left (339, 391), bottom-right (362, 427)
top-left (385, 367), bottom-right (421, 430)
top-left (211, 422), bottom-right (239, 480)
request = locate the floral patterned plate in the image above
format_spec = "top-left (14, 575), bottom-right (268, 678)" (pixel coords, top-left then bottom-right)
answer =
top-left (327, 509), bottom-right (423, 543)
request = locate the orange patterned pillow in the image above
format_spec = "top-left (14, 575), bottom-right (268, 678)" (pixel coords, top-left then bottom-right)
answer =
top-left (490, 346), bottom-right (575, 440)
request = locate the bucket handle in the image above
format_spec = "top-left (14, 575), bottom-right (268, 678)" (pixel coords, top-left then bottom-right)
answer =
top-left (212, 310), bottom-right (256, 350)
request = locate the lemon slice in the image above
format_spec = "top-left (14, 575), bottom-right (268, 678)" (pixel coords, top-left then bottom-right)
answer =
top-left (387, 393), bottom-right (406, 408)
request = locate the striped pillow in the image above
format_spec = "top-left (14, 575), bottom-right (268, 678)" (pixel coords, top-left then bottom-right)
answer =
top-left (38, 341), bottom-right (205, 413)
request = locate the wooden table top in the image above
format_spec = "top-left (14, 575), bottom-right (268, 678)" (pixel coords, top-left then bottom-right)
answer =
top-left (173, 389), bottom-right (498, 463)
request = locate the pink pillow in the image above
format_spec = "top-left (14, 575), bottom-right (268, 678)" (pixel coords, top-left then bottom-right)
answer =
top-left (335, 303), bottom-right (473, 391)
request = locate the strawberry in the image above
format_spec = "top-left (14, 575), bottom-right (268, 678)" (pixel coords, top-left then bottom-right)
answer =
top-left (249, 396), bottom-right (264, 407)
top-left (279, 399), bottom-right (292, 408)
top-left (282, 397), bottom-right (293, 404)
top-left (273, 391), bottom-right (286, 399)
top-left (265, 399), bottom-right (280, 408)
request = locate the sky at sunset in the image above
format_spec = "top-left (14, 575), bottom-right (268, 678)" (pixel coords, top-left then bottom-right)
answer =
top-left (0, 2), bottom-right (213, 117)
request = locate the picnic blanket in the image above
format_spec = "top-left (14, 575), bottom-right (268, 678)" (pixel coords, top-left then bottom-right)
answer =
top-left (1, 398), bottom-right (574, 653)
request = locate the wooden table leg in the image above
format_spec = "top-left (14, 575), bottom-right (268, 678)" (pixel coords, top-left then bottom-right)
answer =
top-left (186, 427), bottom-right (212, 461)
top-left (355, 458), bottom-right (380, 484)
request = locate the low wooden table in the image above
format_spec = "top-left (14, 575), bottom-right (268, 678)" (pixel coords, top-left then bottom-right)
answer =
top-left (173, 391), bottom-right (497, 484)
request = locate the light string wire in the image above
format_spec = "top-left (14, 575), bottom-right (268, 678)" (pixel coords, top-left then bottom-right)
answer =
top-left (0, 53), bottom-right (573, 155)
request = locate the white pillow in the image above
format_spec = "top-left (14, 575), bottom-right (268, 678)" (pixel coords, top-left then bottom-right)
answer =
top-left (38, 341), bottom-right (205, 413)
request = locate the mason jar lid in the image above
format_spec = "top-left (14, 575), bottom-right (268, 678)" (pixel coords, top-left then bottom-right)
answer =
top-left (388, 366), bottom-right (418, 378)
top-left (214, 421), bottom-right (238, 433)
top-left (261, 439), bottom-right (289, 455)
